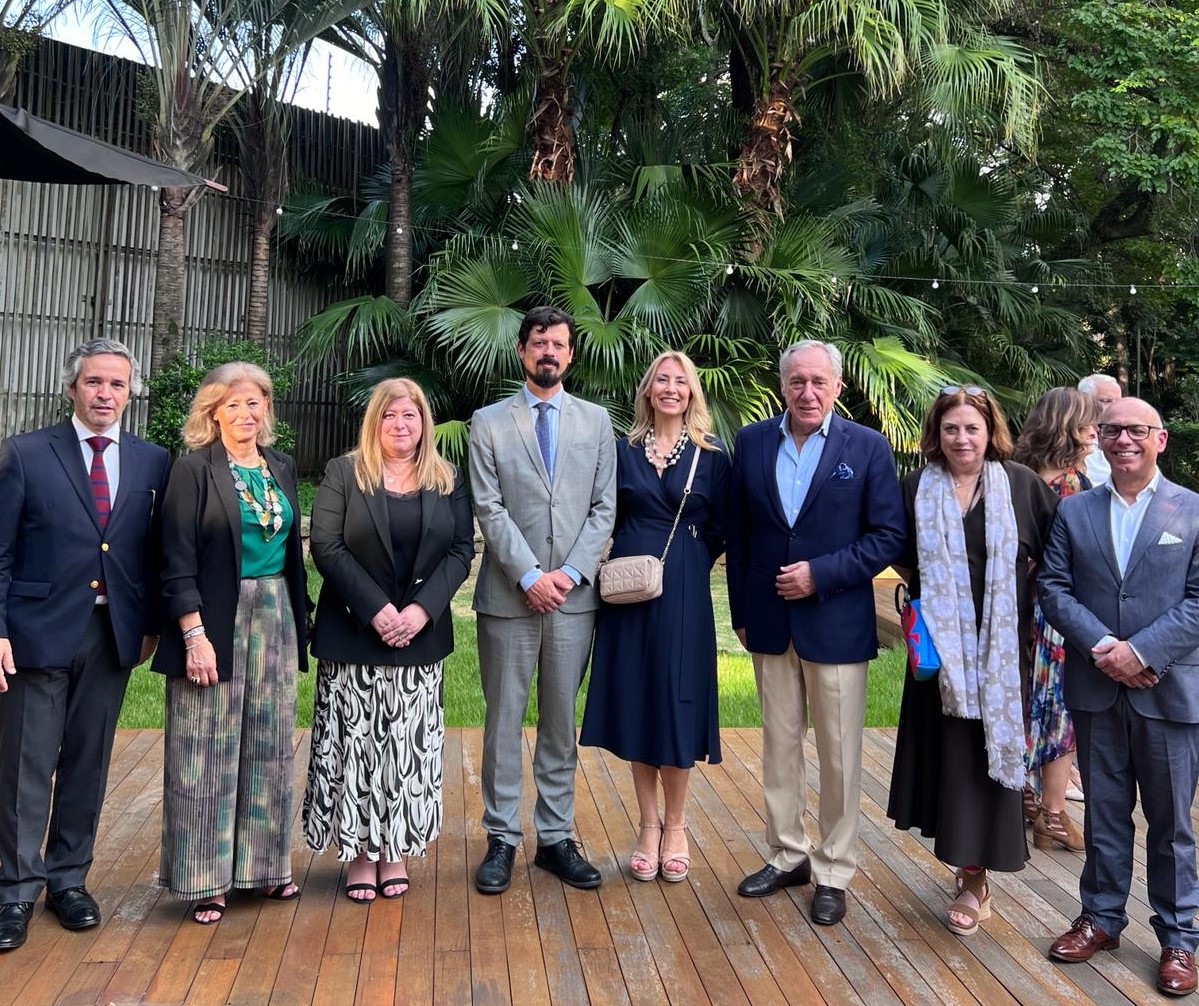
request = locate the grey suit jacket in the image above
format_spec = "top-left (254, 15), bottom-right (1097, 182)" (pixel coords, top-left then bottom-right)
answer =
top-left (469, 390), bottom-right (616, 617)
top-left (1038, 476), bottom-right (1199, 722)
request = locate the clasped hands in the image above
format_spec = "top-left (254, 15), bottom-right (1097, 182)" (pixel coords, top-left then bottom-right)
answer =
top-left (1091, 638), bottom-right (1158, 688)
top-left (525, 569), bottom-right (576, 613)
top-left (371, 602), bottom-right (430, 648)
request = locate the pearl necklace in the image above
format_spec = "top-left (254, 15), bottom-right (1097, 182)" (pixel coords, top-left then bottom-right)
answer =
top-left (645, 424), bottom-right (689, 471)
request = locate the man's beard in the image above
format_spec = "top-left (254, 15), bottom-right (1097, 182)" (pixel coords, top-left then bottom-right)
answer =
top-left (526, 362), bottom-right (568, 389)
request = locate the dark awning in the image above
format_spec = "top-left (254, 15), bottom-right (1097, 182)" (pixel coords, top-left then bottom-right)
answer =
top-left (0, 104), bottom-right (227, 191)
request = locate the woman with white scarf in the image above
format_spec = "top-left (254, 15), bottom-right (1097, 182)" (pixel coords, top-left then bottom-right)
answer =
top-left (887, 387), bottom-right (1057, 937)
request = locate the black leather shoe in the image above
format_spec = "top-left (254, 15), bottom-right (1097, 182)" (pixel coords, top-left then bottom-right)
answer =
top-left (811, 884), bottom-right (847, 926)
top-left (737, 860), bottom-right (812, 898)
top-left (45, 886), bottom-right (101, 930)
top-left (533, 839), bottom-right (602, 890)
top-left (475, 836), bottom-right (517, 895)
top-left (0, 902), bottom-right (33, 950)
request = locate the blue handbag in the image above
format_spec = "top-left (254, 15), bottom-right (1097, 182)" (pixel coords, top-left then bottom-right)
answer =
top-left (895, 583), bottom-right (940, 681)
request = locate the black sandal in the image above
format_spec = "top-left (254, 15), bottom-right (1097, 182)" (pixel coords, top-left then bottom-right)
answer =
top-left (262, 883), bottom-right (301, 901)
top-left (192, 901), bottom-right (225, 925)
top-left (345, 882), bottom-right (377, 904)
top-left (379, 876), bottom-right (409, 899)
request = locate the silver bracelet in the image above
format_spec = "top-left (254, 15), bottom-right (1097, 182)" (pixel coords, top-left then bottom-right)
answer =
top-left (182, 625), bottom-right (206, 640)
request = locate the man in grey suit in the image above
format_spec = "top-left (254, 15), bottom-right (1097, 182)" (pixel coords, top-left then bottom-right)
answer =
top-left (469, 306), bottom-right (617, 894)
top-left (1039, 397), bottom-right (1199, 997)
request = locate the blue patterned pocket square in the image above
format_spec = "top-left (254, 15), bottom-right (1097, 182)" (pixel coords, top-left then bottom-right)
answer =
top-left (833, 462), bottom-right (855, 480)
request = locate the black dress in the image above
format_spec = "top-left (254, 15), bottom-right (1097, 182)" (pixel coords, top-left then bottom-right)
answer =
top-left (886, 461), bottom-right (1057, 871)
top-left (579, 437), bottom-right (731, 768)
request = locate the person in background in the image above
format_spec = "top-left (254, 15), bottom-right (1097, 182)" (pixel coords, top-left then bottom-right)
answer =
top-left (0, 340), bottom-right (169, 951)
top-left (1012, 387), bottom-right (1101, 852)
top-left (154, 363), bottom-right (309, 925)
top-left (580, 351), bottom-right (730, 883)
top-left (303, 378), bottom-right (474, 902)
top-left (1076, 374), bottom-right (1122, 486)
top-left (887, 386), bottom-right (1056, 937)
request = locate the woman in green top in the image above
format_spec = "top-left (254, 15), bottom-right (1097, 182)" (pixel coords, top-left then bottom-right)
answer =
top-left (154, 362), bottom-right (309, 925)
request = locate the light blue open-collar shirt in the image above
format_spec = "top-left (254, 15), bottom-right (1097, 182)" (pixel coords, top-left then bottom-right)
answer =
top-left (775, 409), bottom-right (832, 526)
top-left (518, 385), bottom-right (581, 591)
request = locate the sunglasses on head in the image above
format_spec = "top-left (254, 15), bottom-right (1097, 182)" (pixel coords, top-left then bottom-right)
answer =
top-left (940, 385), bottom-right (987, 398)
top-left (1097, 423), bottom-right (1161, 442)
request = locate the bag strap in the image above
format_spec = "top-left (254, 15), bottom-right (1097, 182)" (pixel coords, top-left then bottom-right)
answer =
top-left (659, 445), bottom-right (702, 563)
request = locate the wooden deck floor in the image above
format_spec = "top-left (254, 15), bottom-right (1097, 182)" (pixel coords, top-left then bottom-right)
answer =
top-left (0, 726), bottom-right (1181, 1006)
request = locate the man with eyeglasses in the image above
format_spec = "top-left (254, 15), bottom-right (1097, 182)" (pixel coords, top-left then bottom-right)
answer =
top-left (1077, 374), bottom-right (1122, 485)
top-left (1038, 397), bottom-right (1199, 996)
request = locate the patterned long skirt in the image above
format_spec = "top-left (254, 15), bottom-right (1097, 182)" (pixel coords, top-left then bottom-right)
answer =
top-left (160, 576), bottom-right (299, 900)
top-left (303, 660), bottom-right (445, 861)
top-left (1026, 600), bottom-right (1076, 772)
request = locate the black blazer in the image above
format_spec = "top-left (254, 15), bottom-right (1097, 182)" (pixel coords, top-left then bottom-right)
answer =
top-left (0, 420), bottom-right (171, 669)
top-left (152, 441), bottom-right (309, 679)
top-left (309, 454), bottom-right (474, 666)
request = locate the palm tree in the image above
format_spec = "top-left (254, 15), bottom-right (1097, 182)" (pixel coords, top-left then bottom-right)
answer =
top-left (0, 0), bottom-right (76, 103)
top-left (721, 0), bottom-right (1042, 219)
top-left (323, 0), bottom-right (507, 307)
top-left (97, 0), bottom-right (362, 373)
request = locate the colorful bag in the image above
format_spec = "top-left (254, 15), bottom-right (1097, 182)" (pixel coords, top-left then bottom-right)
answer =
top-left (895, 583), bottom-right (940, 681)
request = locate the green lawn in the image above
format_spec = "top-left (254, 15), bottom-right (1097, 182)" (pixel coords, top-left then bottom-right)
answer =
top-left (118, 562), bottom-right (908, 729)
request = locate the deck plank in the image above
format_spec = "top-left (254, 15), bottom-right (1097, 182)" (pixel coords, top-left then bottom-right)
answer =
top-left (0, 727), bottom-right (1189, 1006)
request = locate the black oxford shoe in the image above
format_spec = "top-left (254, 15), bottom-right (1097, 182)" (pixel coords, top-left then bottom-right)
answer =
top-left (737, 860), bottom-right (812, 898)
top-left (475, 836), bottom-right (517, 895)
top-left (811, 884), bottom-right (847, 926)
top-left (534, 839), bottom-right (602, 889)
top-left (45, 886), bottom-right (101, 930)
top-left (0, 902), bottom-right (33, 950)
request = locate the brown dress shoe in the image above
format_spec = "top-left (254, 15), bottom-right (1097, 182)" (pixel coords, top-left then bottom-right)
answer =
top-left (1048, 914), bottom-right (1120, 962)
top-left (1158, 948), bottom-right (1198, 996)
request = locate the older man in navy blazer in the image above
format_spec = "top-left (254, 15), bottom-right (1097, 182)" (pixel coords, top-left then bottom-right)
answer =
top-left (1039, 397), bottom-right (1199, 997)
top-left (727, 340), bottom-right (904, 925)
top-left (0, 340), bottom-right (170, 951)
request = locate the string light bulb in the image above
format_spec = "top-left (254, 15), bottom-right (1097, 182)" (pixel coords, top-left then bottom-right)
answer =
top-left (1030, 284), bottom-right (1039, 294)
top-left (275, 206), bottom-right (283, 216)
top-left (1130, 284), bottom-right (1137, 295)
top-left (511, 240), bottom-right (519, 251)
top-left (395, 226), bottom-right (403, 234)
top-left (931, 279), bottom-right (940, 290)
top-left (725, 263), bottom-right (734, 275)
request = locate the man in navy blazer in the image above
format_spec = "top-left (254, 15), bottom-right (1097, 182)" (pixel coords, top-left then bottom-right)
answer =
top-left (1039, 397), bottom-right (1199, 997)
top-left (0, 340), bottom-right (170, 950)
top-left (727, 341), bottom-right (904, 926)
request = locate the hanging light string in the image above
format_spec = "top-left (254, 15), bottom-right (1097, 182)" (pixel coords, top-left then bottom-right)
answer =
top-left (176, 189), bottom-right (1197, 294)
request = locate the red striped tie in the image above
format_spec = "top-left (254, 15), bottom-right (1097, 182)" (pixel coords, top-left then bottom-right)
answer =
top-left (86, 435), bottom-right (112, 530)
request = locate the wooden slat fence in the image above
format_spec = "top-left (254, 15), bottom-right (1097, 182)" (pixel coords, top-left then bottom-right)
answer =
top-left (0, 37), bottom-right (383, 473)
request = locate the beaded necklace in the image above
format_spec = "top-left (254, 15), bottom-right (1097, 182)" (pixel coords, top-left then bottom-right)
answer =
top-left (228, 456), bottom-right (284, 541)
top-left (644, 424), bottom-right (690, 471)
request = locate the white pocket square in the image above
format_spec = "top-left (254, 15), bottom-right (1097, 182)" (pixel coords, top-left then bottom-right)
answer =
top-left (1158, 531), bottom-right (1183, 546)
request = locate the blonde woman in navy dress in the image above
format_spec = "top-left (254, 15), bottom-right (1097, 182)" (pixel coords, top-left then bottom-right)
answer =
top-left (580, 351), bottom-right (730, 882)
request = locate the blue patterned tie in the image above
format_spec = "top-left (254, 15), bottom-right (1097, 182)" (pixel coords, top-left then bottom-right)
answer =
top-left (534, 401), bottom-right (553, 479)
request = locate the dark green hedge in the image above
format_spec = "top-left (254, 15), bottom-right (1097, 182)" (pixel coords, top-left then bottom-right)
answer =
top-left (1162, 421), bottom-right (1199, 490)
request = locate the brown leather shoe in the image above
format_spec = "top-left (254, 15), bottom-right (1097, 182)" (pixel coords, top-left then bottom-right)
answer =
top-left (1048, 914), bottom-right (1120, 962)
top-left (1158, 948), bottom-right (1198, 996)
top-left (1033, 808), bottom-right (1085, 852)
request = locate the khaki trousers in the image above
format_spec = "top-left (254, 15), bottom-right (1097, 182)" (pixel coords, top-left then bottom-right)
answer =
top-left (752, 645), bottom-right (867, 889)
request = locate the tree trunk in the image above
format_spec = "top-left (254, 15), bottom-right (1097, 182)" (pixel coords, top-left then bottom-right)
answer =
top-left (245, 210), bottom-right (274, 345)
top-left (528, 57), bottom-right (574, 184)
top-left (734, 76), bottom-right (798, 218)
top-left (151, 193), bottom-right (190, 374)
top-left (386, 161), bottom-right (413, 307)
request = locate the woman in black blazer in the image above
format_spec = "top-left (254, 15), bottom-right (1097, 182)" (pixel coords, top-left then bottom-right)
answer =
top-left (302, 378), bottom-right (474, 902)
top-left (154, 362), bottom-right (309, 925)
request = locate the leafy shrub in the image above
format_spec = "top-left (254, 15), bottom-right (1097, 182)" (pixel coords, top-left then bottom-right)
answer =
top-left (1161, 421), bottom-right (1199, 491)
top-left (145, 335), bottom-right (295, 456)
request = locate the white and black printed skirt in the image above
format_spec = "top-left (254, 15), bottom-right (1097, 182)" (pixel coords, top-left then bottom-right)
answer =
top-left (303, 659), bottom-right (445, 861)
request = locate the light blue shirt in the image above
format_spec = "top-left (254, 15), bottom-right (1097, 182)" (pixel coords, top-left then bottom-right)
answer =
top-left (1094, 469), bottom-right (1161, 666)
top-left (775, 410), bottom-right (832, 526)
top-left (518, 386), bottom-right (580, 592)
